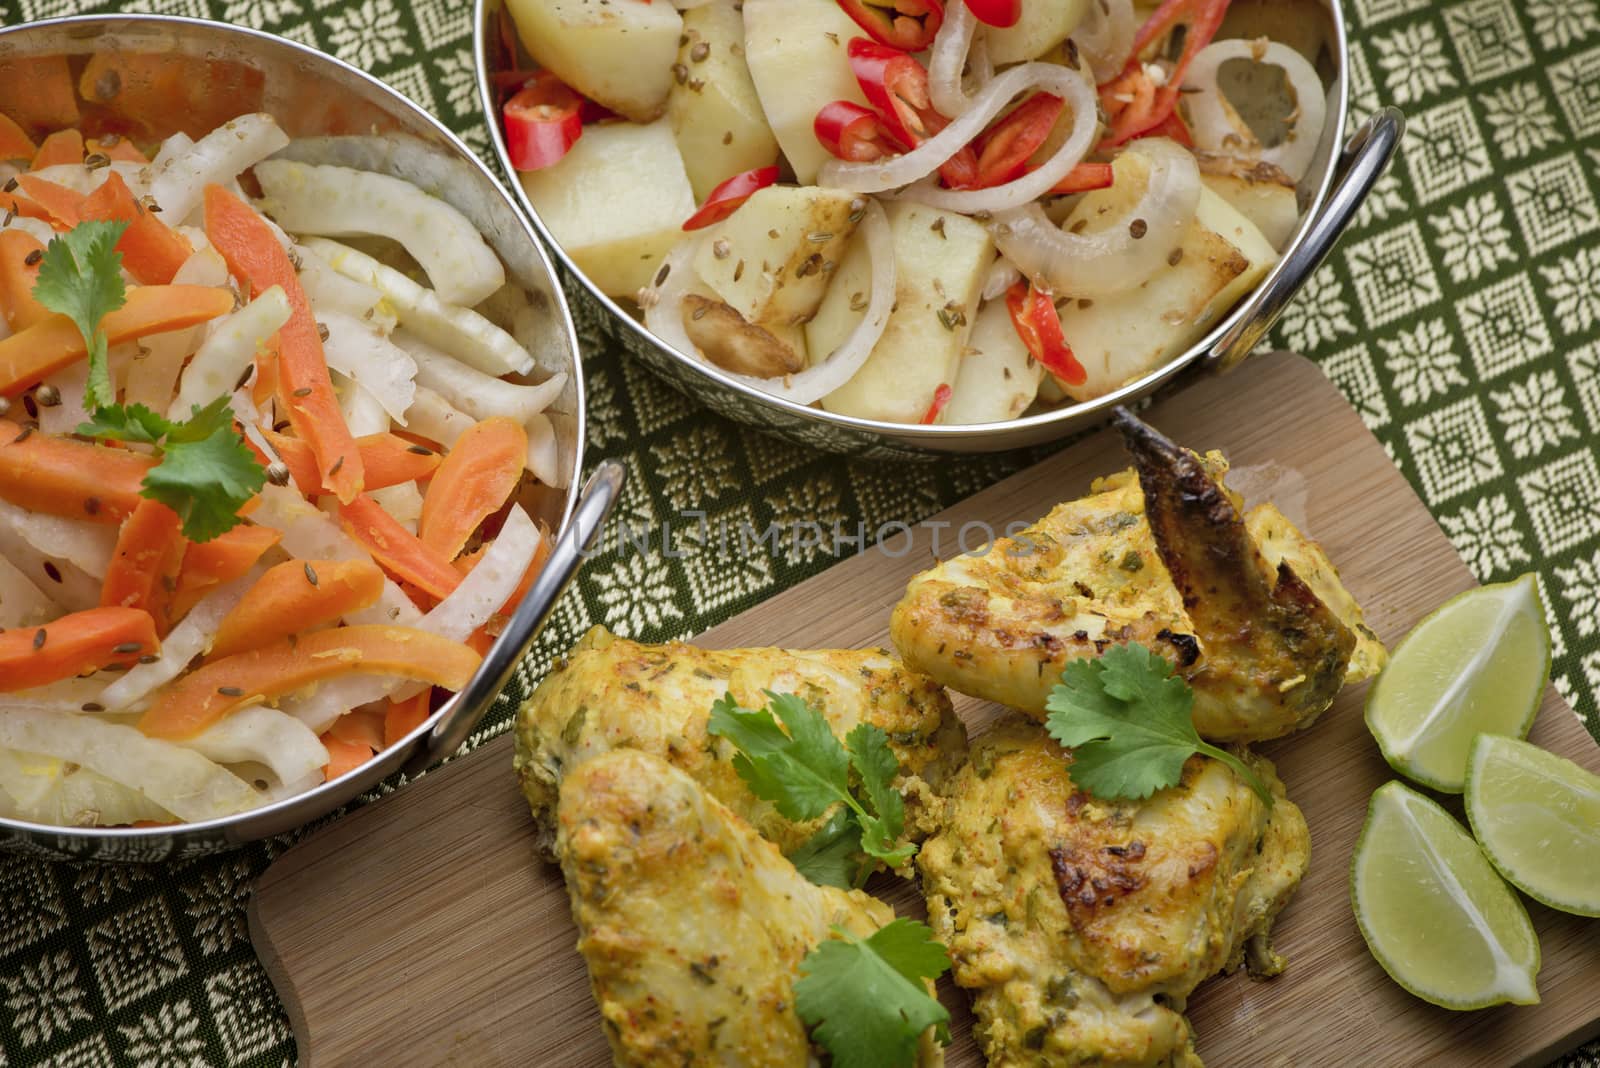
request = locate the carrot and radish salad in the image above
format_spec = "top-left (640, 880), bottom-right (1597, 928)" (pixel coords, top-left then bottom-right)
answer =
top-left (0, 101), bottom-right (569, 829)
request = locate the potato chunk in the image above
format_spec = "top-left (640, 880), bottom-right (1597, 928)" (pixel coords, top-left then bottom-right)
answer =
top-left (942, 300), bottom-right (1045, 425)
top-left (1202, 165), bottom-right (1302, 250)
top-left (691, 185), bottom-right (861, 327)
top-left (986, 0), bottom-right (1090, 65)
top-left (1056, 187), bottom-right (1278, 400)
top-left (668, 1), bottom-right (781, 202)
top-left (518, 121), bottom-right (695, 299)
top-left (743, 0), bottom-right (870, 184)
top-left (810, 202), bottom-right (994, 423)
top-left (508, 0), bottom-right (681, 123)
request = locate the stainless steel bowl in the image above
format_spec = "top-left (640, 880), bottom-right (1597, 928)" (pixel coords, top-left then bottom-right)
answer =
top-left (475, 0), bottom-right (1401, 459)
top-left (0, 15), bottom-right (619, 861)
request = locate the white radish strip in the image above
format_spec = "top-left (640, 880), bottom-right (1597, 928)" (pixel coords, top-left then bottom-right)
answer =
top-left (280, 677), bottom-right (399, 736)
top-left (254, 160), bottom-right (505, 307)
top-left (335, 372), bottom-right (392, 438)
top-left (645, 202), bottom-right (895, 406)
top-left (147, 113), bottom-right (290, 225)
top-left (27, 161), bottom-right (146, 196)
top-left (391, 332), bottom-right (565, 424)
top-left (295, 244), bottom-right (397, 333)
top-left (0, 750), bottom-right (176, 828)
top-left (178, 706), bottom-right (329, 790)
top-left (1183, 39), bottom-right (1327, 182)
top-left (524, 412), bottom-right (562, 488)
top-left (1, 215), bottom-right (55, 244)
top-left (403, 387), bottom-right (474, 449)
top-left (820, 63), bottom-right (1096, 210)
top-left (369, 481), bottom-right (423, 534)
top-left (0, 521), bottom-right (99, 611)
top-left (150, 131), bottom-right (195, 173)
top-left (170, 285), bottom-right (291, 419)
top-left (37, 361), bottom-right (88, 436)
top-left (2, 678), bottom-right (116, 714)
top-left (124, 245), bottom-right (230, 409)
top-left (0, 498), bottom-right (115, 580)
top-left (1073, 0), bottom-right (1137, 82)
top-left (257, 769), bottom-right (325, 803)
top-left (0, 710), bottom-right (261, 822)
top-left (0, 553), bottom-right (55, 628)
top-left (991, 137), bottom-right (1201, 298)
top-left (929, 1), bottom-right (980, 117)
top-left (321, 311), bottom-right (417, 424)
top-left (424, 505), bottom-right (540, 642)
top-left (97, 571), bottom-right (262, 712)
top-left (302, 239), bottom-right (534, 376)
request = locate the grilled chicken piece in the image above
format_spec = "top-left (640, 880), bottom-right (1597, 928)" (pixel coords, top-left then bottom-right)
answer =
top-left (919, 716), bottom-right (1309, 1068)
top-left (516, 626), bottom-right (967, 858)
top-left (559, 749), bottom-right (943, 1067)
top-left (890, 410), bottom-right (1382, 742)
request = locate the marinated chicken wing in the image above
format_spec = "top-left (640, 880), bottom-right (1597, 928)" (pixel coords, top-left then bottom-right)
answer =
top-left (516, 626), bottom-right (967, 857)
top-left (919, 716), bottom-right (1308, 1068)
top-left (558, 748), bottom-right (942, 1067)
top-left (890, 410), bottom-right (1383, 742)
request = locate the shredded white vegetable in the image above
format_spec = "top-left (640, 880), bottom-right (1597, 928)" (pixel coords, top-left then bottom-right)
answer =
top-left (280, 677), bottom-right (401, 736)
top-left (170, 285), bottom-right (291, 419)
top-left (179, 706), bottom-right (330, 790)
top-left (392, 332), bottom-right (565, 425)
top-left (424, 505), bottom-right (541, 642)
top-left (335, 372), bottom-right (391, 438)
top-left (303, 238), bottom-right (535, 376)
top-left (255, 160), bottom-right (506, 307)
top-left (295, 244), bottom-right (398, 333)
top-left (0, 749), bottom-right (176, 827)
top-left (26, 160), bottom-right (147, 196)
top-left (524, 412), bottom-right (562, 488)
top-left (0, 553), bottom-right (55, 628)
top-left (0, 497), bottom-right (115, 581)
top-left (147, 113), bottom-right (290, 225)
top-left (0, 711), bottom-right (262, 823)
top-left (0, 515), bottom-right (100, 612)
top-left (402, 387), bottom-right (475, 449)
top-left (124, 245), bottom-right (230, 410)
top-left (320, 311), bottom-right (418, 424)
top-left (38, 361), bottom-right (89, 436)
top-left (368, 481), bottom-right (424, 534)
top-left (97, 571), bottom-right (263, 712)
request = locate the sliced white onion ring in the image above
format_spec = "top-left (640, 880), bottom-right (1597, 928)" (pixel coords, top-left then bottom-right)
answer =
top-left (929, 1), bottom-right (980, 118)
top-left (644, 201), bottom-right (895, 406)
top-left (982, 256), bottom-right (1023, 301)
top-left (1072, 0), bottom-right (1137, 83)
top-left (991, 137), bottom-right (1201, 298)
top-left (1182, 39), bottom-right (1327, 182)
top-left (820, 62), bottom-right (1095, 211)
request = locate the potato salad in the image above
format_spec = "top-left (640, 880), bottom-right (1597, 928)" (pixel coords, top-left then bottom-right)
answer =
top-left (0, 85), bottom-right (567, 827)
top-left (502, 0), bottom-right (1328, 425)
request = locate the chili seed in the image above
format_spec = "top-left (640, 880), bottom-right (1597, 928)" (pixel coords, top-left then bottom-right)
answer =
top-left (34, 384), bottom-right (60, 407)
top-left (217, 686), bottom-right (245, 697)
top-left (292, 386), bottom-right (313, 397)
top-left (1129, 218), bottom-right (1148, 239)
top-left (32, 628), bottom-right (46, 650)
top-left (265, 461), bottom-right (291, 487)
top-left (304, 562), bottom-right (319, 586)
top-left (84, 497), bottom-right (101, 516)
top-left (23, 248), bottom-right (42, 266)
top-left (112, 641), bottom-right (144, 654)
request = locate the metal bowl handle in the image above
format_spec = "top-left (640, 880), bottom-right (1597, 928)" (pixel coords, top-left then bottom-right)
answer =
top-left (404, 460), bottom-right (627, 776)
top-left (1204, 107), bottom-right (1406, 373)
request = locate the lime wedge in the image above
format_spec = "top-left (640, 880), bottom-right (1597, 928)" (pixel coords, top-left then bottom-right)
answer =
top-left (1364, 574), bottom-right (1549, 792)
top-left (1351, 781), bottom-right (1540, 1009)
top-left (1466, 734), bottom-right (1600, 917)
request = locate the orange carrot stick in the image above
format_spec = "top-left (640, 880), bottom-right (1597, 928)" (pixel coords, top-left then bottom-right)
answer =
top-left (0, 230), bottom-right (49, 331)
top-left (29, 128), bottom-right (82, 170)
top-left (338, 494), bottom-right (463, 601)
top-left (100, 498), bottom-right (187, 636)
top-left (0, 58), bottom-right (79, 131)
top-left (257, 430), bottom-right (441, 495)
top-left (13, 174), bottom-right (83, 228)
top-left (204, 184), bottom-right (363, 502)
top-left (208, 558), bottom-right (384, 659)
top-left (418, 417), bottom-right (527, 561)
top-left (0, 419), bottom-right (155, 524)
top-left (0, 113), bottom-right (35, 161)
top-left (139, 624), bottom-right (482, 739)
top-left (0, 606), bottom-right (158, 692)
top-left (320, 733), bottom-right (373, 781)
top-left (0, 283), bottom-right (236, 396)
top-left (383, 687), bottom-right (432, 747)
top-left (80, 170), bottom-right (191, 284)
top-left (169, 524), bottom-right (281, 619)
top-left (327, 705), bottom-right (386, 752)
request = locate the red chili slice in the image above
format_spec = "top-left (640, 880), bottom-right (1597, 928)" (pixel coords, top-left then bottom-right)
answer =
top-left (920, 383), bottom-right (953, 424)
top-left (966, 0), bottom-right (1021, 27)
top-left (1048, 161), bottom-right (1114, 194)
top-left (681, 166), bottom-right (780, 231)
top-left (503, 72), bottom-right (583, 172)
top-left (815, 100), bottom-right (911, 162)
top-left (973, 93), bottom-right (1064, 187)
top-left (846, 37), bottom-right (979, 189)
top-left (1099, 0), bottom-right (1231, 146)
top-left (1006, 282), bottom-right (1086, 386)
top-left (838, 0), bottom-right (945, 52)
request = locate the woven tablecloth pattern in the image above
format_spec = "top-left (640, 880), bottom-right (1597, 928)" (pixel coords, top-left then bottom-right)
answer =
top-left (0, 0), bottom-right (1597, 1064)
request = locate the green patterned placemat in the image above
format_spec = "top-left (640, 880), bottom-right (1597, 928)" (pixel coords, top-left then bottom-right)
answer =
top-left (0, 0), bottom-right (1596, 1064)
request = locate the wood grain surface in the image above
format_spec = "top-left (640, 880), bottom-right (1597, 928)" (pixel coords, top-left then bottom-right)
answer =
top-left (249, 354), bottom-right (1600, 1067)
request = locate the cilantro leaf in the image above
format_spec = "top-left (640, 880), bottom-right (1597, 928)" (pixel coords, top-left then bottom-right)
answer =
top-left (708, 691), bottom-right (918, 881)
top-left (1045, 642), bottom-right (1272, 806)
top-left (75, 402), bottom-right (173, 446)
top-left (795, 919), bottom-right (951, 1068)
top-left (786, 809), bottom-right (863, 890)
top-left (31, 220), bottom-right (129, 410)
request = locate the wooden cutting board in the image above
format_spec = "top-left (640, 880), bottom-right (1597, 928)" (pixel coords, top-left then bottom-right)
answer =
top-left (250, 354), bottom-right (1600, 1068)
